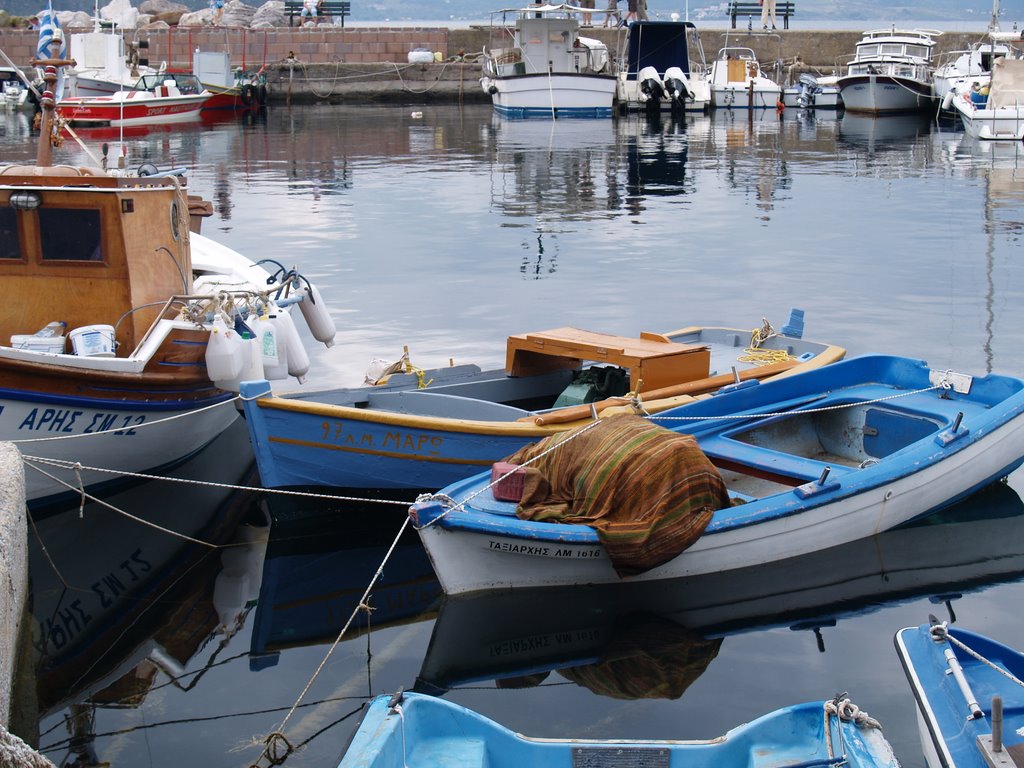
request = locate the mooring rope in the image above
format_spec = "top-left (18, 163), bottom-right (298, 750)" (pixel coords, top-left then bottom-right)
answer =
top-left (249, 516), bottom-right (412, 768)
top-left (930, 623), bottom-right (1024, 690)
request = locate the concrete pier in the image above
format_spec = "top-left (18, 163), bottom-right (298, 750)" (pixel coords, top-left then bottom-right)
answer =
top-left (0, 26), bottom-right (1001, 104)
top-left (0, 442), bottom-right (26, 729)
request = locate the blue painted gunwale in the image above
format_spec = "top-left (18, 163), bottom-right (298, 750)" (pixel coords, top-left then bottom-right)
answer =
top-left (339, 691), bottom-right (899, 768)
top-left (895, 623), bottom-right (1024, 768)
top-left (412, 355), bottom-right (1024, 542)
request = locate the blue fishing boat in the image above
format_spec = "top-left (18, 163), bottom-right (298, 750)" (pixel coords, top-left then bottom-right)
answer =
top-left (240, 313), bottom-right (844, 492)
top-left (896, 622), bottom-right (1024, 768)
top-left (411, 355), bottom-right (1024, 596)
top-left (338, 690), bottom-right (900, 768)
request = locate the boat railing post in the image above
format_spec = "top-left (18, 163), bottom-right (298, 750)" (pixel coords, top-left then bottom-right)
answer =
top-left (992, 696), bottom-right (1003, 752)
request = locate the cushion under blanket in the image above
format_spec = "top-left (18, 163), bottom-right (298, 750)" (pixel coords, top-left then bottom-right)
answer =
top-left (503, 414), bottom-right (730, 577)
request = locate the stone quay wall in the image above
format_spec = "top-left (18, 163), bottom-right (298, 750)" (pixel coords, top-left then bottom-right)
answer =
top-left (0, 26), bottom-right (993, 104)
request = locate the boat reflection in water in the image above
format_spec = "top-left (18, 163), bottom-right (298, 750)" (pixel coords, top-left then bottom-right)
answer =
top-left (837, 112), bottom-right (934, 154)
top-left (416, 481), bottom-right (1024, 696)
top-left (20, 418), bottom-right (263, 761)
top-left (249, 506), bottom-right (442, 669)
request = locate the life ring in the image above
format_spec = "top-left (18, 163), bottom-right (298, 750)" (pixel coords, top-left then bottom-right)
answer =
top-left (240, 83), bottom-right (256, 106)
top-left (257, 83), bottom-right (268, 105)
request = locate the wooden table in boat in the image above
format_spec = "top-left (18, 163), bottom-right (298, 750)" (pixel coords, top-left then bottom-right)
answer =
top-left (505, 327), bottom-right (711, 393)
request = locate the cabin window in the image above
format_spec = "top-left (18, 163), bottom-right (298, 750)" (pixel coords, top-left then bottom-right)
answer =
top-left (907, 45), bottom-right (929, 58)
top-left (38, 208), bottom-right (103, 261)
top-left (0, 208), bottom-right (19, 259)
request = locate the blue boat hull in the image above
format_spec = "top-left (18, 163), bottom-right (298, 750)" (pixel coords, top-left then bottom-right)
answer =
top-left (338, 691), bottom-right (899, 768)
top-left (896, 623), bottom-right (1024, 768)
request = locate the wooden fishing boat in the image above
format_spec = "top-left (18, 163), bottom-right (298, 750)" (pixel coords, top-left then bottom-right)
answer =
top-left (338, 690), bottom-right (900, 768)
top-left (2, 57), bottom-right (334, 506)
top-left (416, 482), bottom-right (1024, 693)
top-left (239, 311), bottom-right (844, 492)
top-left (895, 621), bottom-right (1024, 768)
top-left (410, 354), bottom-right (1024, 596)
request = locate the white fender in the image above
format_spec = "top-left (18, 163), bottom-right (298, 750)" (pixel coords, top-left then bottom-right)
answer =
top-left (941, 89), bottom-right (954, 111)
top-left (298, 283), bottom-right (337, 347)
top-left (205, 316), bottom-right (243, 382)
top-left (261, 309), bottom-right (291, 381)
top-left (251, 313), bottom-right (279, 368)
top-left (276, 308), bottom-right (310, 384)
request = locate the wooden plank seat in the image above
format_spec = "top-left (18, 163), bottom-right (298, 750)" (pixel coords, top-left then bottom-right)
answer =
top-left (505, 327), bottom-right (711, 393)
top-left (284, 0), bottom-right (350, 25)
top-left (726, 1), bottom-right (795, 28)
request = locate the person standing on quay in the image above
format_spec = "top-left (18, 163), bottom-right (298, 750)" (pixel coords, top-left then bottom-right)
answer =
top-left (760, 0), bottom-right (777, 31)
top-left (603, 0), bottom-right (620, 27)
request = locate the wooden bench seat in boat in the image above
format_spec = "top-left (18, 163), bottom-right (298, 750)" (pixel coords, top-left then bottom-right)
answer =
top-left (505, 327), bottom-right (710, 393)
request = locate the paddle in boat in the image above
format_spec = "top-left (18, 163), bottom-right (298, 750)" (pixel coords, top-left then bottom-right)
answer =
top-left (410, 354), bottom-right (1024, 596)
top-left (2, 48), bottom-right (335, 507)
top-left (239, 310), bottom-right (844, 492)
top-left (338, 690), bottom-right (900, 768)
top-left (895, 620), bottom-right (1024, 768)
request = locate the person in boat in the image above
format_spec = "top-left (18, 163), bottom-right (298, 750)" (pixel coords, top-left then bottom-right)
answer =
top-left (970, 82), bottom-right (989, 106)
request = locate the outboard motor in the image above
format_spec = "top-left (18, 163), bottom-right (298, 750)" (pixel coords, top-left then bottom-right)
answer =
top-left (663, 66), bottom-right (692, 107)
top-left (795, 73), bottom-right (821, 108)
top-left (638, 65), bottom-right (665, 105)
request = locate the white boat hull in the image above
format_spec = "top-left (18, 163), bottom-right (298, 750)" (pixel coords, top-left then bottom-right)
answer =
top-left (837, 74), bottom-right (936, 114)
top-left (483, 73), bottom-right (617, 118)
top-left (954, 95), bottom-right (1024, 139)
top-left (5, 391), bottom-right (239, 505)
top-left (415, 410), bottom-right (1024, 595)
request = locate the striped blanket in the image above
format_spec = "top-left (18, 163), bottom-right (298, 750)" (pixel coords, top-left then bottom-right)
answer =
top-left (503, 414), bottom-right (731, 576)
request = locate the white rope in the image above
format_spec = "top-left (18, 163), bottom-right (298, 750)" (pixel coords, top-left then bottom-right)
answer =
top-left (20, 454), bottom-right (411, 507)
top-left (252, 516), bottom-right (412, 768)
top-left (931, 623), bottom-right (1024, 690)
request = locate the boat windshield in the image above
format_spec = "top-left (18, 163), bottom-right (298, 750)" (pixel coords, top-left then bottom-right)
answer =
top-left (133, 73), bottom-right (203, 94)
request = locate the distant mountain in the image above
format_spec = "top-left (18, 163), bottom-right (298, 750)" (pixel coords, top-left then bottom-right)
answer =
top-left (5, 0), bottom-right (1021, 23)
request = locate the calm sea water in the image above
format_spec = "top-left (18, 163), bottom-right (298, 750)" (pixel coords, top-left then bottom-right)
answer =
top-left (7, 103), bottom-right (1024, 767)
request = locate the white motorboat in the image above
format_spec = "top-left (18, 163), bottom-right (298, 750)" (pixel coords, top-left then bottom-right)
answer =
top-left (708, 47), bottom-right (782, 109)
top-left (615, 20), bottom-right (711, 113)
top-left (0, 67), bottom-right (30, 110)
top-left (836, 27), bottom-right (942, 114)
top-left (951, 57), bottom-right (1024, 139)
top-left (782, 74), bottom-right (842, 109)
top-left (933, 34), bottom-right (1018, 108)
top-left (479, 3), bottom-right (617, 119)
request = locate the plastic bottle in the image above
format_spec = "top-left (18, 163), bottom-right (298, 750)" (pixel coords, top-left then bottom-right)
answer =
top-left (252, 312), bottom-right (279, 367)
top-left (34, 321), bottom-right (67, 337)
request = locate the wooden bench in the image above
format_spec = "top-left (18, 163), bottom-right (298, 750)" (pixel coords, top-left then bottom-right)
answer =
top-left (505, 327), bottom-right (710, 393)
top-left (727, 1), bottom-right (795, 29)
top-left (284, 0), bottom-right (350, 26)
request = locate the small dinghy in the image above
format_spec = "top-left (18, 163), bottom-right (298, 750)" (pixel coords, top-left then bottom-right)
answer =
top-left (338, 690), bottom-right (900, 768)
top-left (896, 621), bottom-right (1024, 768)
top-left (411, 355), bottom-right (1024, 596)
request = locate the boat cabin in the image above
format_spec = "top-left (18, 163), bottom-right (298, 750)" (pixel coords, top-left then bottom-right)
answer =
top-left (486, 5), bottom-right (610, 78)
top-left (0, 169), bottom-right (199, 357)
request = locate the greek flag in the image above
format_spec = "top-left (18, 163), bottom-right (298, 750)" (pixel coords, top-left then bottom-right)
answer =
top-left (35, 3), bottom-right (66, 59)
top-left (35, 3), bottom-right (66, 101)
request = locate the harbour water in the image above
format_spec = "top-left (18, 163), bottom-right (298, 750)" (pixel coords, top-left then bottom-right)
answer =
top-left (6, 102), bottom-right (1024, 767)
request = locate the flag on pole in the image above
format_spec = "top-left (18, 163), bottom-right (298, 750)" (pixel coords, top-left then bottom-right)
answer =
top-left (35, 2), bottom-right (66, 101)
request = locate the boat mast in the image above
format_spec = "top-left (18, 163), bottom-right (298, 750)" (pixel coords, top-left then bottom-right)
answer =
top-left (31, 30), bottom-right (75, 167)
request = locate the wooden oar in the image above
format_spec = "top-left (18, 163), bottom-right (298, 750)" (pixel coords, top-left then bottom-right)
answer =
top-left (521, 358), bottom-right (801, 426)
